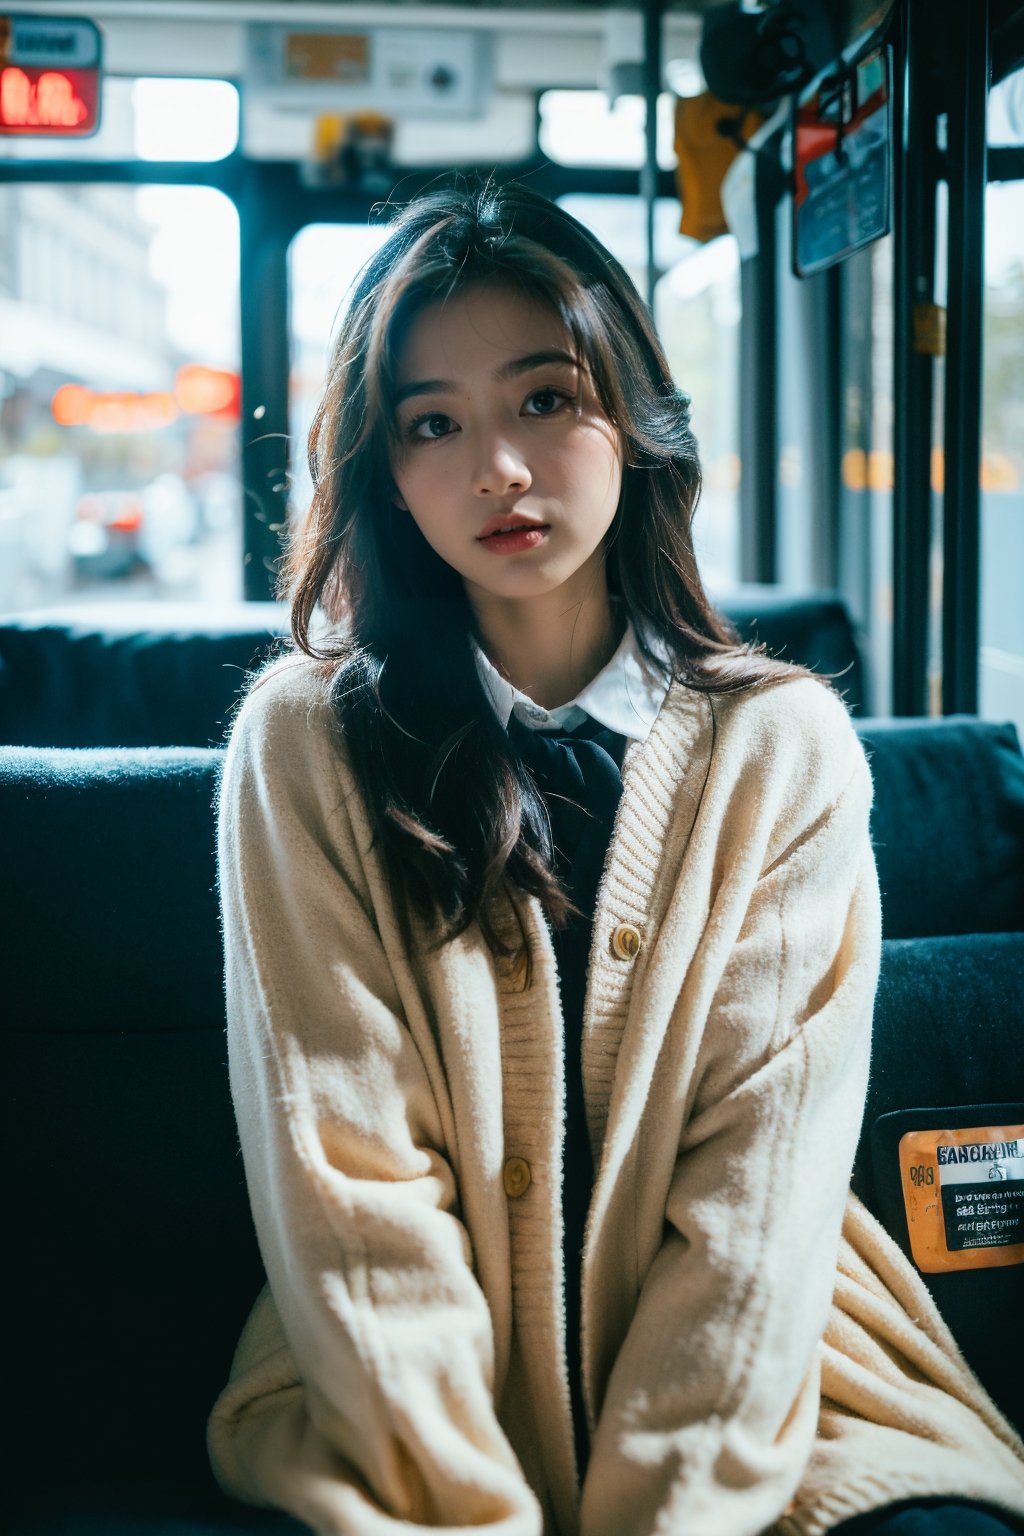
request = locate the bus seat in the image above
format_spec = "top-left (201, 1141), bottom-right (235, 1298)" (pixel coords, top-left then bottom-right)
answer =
top-left (0, 589), bottom-right (865, 748)
top-left (857, 715), bottom-right (1024, 937)
top-left (0, 602), bottom-right (288, 748)
top-left (716, 583), bottom-right (868, 714)
top-left (850, 716), bottom-right (1024, 1437)
top-left (2, 712), bottom-right (1020, 1527)
top-left (0, 746), bottom-right (293, 1531)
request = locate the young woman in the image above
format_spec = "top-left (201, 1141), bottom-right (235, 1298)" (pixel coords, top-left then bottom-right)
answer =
top-left (208, 183), bottom-right (1024, 1536)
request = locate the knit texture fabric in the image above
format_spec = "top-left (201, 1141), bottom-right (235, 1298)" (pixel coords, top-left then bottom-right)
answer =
top-left (207, 657), bottom-right (1024, 1536)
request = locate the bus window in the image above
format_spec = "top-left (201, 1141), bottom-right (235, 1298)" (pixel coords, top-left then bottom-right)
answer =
top-left (980, 171), bottom-right (1024, 742)
top-left (867, 235), bottom-right (896, 719)
top-left (655, 234), bottom-right (741, 591)
top-left (554, 193), bottom-right (690, 304)
top-left (538, 89), bottom-right (676, 169)
top-left (0, 182), bottom-right (241, 611)
top-left (774, 191), bottom-right (855, 602)
top-left (287, 222), bottom-right (390, 527)
top-left (988, 62), bottom-right (1024, 147)
top-left (555, 193), bottom-right (742, 590)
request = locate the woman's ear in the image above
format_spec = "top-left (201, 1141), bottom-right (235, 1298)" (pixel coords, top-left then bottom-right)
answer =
top-left (391, 486), bottom-right (409, 512)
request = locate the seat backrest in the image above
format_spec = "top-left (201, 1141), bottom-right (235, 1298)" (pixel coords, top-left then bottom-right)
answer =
top-left (0, 590), bottom-right (866, 746)
top-left (717, 584), bottom-right (867, 714)
top-left (0, 744), bottom-right (263, 1497)
top-left (854, 715), bottom-right (1024, 937)
top-left (0, 601), bottom-right (287, 747)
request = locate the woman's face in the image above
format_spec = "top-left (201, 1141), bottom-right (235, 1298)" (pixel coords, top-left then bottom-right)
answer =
top-left (389, 284), bottom-right (623, 612)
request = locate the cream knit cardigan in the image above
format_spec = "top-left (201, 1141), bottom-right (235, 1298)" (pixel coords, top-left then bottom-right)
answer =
top-left (208, 657), bottom-right (1024, 1536)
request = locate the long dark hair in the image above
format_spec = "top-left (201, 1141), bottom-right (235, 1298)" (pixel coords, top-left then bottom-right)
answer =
top-left (283, 179), bottom-right (815, 954)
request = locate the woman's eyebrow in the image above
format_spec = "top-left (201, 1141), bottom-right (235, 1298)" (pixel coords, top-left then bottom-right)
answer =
top-left (495, 349), bottom-right (580, 381)
top-left (395, 350), bottom-right (579, 407)
top-left (395, 377), bottom-right (452, 406)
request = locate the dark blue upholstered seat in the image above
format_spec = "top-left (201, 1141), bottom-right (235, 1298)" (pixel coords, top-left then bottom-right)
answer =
top-left (0, 748), bottom-right (277, 1530)
top-left (0, 603), bottom-right (288, 748)
top-left (1, 709), bottom-right (1020, 1531)
top-left (857, 716), bottom-right (1024, 938)
top-left (0, 588), bottom-right (866, 749)
top-left (848, 718), bottom-right (1024, 1435)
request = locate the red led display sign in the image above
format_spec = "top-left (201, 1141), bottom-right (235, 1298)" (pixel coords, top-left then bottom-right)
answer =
top-left (0, 65), bottom-right (99, 131)
top-left (0, 14), bottom-right (102, 136)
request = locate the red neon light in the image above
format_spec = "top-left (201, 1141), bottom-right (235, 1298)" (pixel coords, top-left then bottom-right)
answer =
top-left (0, 66), bottom-right (98, 134)
top-left (51, 384), bottom-right (179, 434)
top-left (174, 365), bottom-right (241, 420)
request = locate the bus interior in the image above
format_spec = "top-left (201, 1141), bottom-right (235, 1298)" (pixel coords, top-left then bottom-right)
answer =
top-left (2, 1), bottom-right (1023, 1530)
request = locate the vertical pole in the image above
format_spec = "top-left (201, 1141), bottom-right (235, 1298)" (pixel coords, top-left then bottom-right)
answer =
top-left (739, 151), bottom-right (781, 584)
top-left (237, 163), bottom-right (293, 602)
top-left (891, 0), bottom-right (938, 714)
top-left (641, 0), bottom-right (663, 310)
top-left (941, 0), bottom-right (989, 714)
top-left (810, 264), bottom-right (842, 592)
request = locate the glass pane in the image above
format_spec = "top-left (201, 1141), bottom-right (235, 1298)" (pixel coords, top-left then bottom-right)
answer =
top-left (655, 236), bottom-right (741, 590)
top-left (539, 89), bottom-right (676, 169)
top-left (927, 180), bottom-right (948, 715)
top-left (556, 192), bottom-right (693, 301)
top-left (287, 222), bottom-right (390, 523)
top-left (558, 193), bottom-right (739, 589)
top-left (0, 77), bottom-right (239, 162)
top-left (0, 184), bottom-right (241, 610)
top-left (988, 64), bottom-right (1024, 148)
top-left (868, 234), bottom-right (895, 715)
top-left (979, 179), bottom-right (1024, 741)
top-left (774, 198), bottom-right (815, 592)
top-left (774, 197), bottom-right (842, 598)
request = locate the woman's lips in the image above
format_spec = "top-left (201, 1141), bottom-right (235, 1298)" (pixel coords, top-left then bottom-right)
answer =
top-left (477, 525), bottom-right (550, 555)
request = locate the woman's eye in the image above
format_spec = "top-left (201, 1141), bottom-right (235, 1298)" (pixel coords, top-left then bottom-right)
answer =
top-left (523, 388), bottom-right (569, 417)
top-left (410, 412), bottom-right (455, 441)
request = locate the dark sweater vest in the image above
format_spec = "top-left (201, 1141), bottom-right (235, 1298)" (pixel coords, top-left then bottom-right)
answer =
top-left (507, 716), bottom-right (626, 1482)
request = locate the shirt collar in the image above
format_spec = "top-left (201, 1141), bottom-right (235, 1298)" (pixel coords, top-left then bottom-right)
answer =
top-left (473, 619), bottom-right (672, 742)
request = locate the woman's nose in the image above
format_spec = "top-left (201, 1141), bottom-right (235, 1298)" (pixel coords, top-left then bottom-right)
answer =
top-left (471, 436), bottom-right (532, 497)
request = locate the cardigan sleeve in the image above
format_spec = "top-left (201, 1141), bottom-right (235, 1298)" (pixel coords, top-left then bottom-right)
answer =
top-left (207, 665), bottom-right (541, 1536)
top-left (580, 699), bottom-right (882, 1536)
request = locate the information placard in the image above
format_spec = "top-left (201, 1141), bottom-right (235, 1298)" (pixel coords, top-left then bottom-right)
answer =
top-left (792, 45), bottom-right (891, 278)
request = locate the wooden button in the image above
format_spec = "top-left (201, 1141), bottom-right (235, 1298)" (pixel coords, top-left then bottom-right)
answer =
top-left (610, 922), bottom-right (643, 962)
top-left (502, 1156), bottom-right (532, 1198)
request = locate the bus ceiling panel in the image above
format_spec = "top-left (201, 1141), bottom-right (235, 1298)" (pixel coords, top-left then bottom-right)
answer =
top-left (75, 20), bottom-right (245, 80)
top-left (5, 3), bottom-right (706, 79)
top-left (5, 4), bottom-right (704, 86)
top-left (14, 0), bottom-right (718, 15)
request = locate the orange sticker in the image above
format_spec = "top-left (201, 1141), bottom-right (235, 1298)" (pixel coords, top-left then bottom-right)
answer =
top-left (898, 1123), bottom-right (1024, 1274)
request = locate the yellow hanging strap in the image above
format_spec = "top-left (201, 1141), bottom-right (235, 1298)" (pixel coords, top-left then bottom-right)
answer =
top-left (673, 93), bottom-right (765, 242)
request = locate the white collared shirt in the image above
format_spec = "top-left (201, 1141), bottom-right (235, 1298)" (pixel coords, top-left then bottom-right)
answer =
top-left (473, 620), bottom-right (672, 743)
